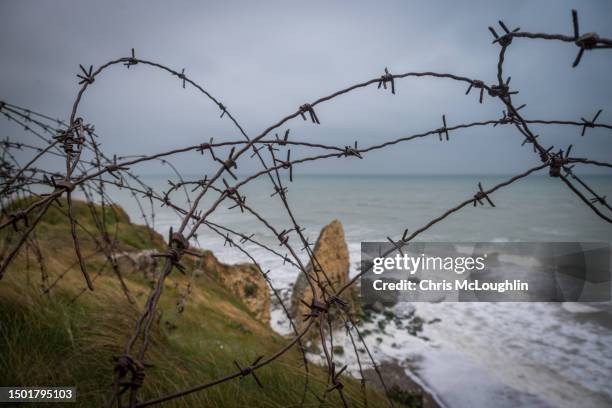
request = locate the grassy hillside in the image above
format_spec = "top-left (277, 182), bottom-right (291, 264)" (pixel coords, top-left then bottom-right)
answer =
top-left (0, 198), bottom-right (396, 407)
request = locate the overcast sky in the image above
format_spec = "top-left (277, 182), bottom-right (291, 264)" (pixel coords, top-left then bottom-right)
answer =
top-left (1, 0), bottom-right (611, 176)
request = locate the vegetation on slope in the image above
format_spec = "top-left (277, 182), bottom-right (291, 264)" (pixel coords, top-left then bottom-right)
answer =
top-left (0, 198), bottom-right (394, 407)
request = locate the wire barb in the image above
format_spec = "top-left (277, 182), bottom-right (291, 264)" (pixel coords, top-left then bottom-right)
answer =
top-left (473, 182), bottom-right (495, 207)
top-left (438, 115), bottom-right (450, 141)
top-left (234, 357), bottom-right (264, 388)
top-left (299, 103), bottom-right (320, 124)
top-left (124, 48), bottom-right (138, 68)
top-left (571, 10), bottom-right (602, 67)
top-left (466, 80), bottom-right (485, 103)
top-left (77, 64), bottom-right (94, 85)
top-left (580, 109), bottom-right (603, 136)
top-left (377, 67), bottom-right (395, 94)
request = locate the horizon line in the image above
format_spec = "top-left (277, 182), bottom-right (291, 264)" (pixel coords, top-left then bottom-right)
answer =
top-left (138, 172), bottom-right (612, 178)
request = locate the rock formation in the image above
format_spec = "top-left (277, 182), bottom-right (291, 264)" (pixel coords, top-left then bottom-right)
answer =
top-left (196, 250), bottom-right (271, 324)
top-left (114, 249), bottom-right (271, 325)
top-left (290, 219), bottom-right (357, 331)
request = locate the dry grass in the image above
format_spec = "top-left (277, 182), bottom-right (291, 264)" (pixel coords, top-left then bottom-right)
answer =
top-left (0, 198), bottom-right (396, 407)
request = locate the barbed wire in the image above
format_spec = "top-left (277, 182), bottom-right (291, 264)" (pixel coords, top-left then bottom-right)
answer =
top-left (1, 8), bottom-right (612, 408)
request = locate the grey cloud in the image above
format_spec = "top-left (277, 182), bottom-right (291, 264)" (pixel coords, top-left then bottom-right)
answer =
top-left (1, 0), bottom-right (611, 175)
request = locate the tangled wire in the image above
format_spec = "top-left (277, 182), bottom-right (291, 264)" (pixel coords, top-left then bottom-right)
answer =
top-left (1, 9), bottom-right (611, 408)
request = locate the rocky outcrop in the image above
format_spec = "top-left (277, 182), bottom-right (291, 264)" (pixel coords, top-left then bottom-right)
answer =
top-left (290, 219), bottom-right (357, 331)
top-left (196, 250), bottom-right (270, 325)
top-left (113, 249), bottom-right (271, 325)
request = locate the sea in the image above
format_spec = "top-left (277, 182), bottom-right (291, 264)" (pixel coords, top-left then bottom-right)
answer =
top-left (104, 174), bottom-right (612, 408)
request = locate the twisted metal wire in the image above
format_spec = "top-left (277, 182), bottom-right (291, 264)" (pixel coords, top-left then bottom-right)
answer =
top-left (1, 9), bottom-right (611, 408)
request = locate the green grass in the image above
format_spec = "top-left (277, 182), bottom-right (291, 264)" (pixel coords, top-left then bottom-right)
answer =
top-left (0, 198), bottom-right (395, 407)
